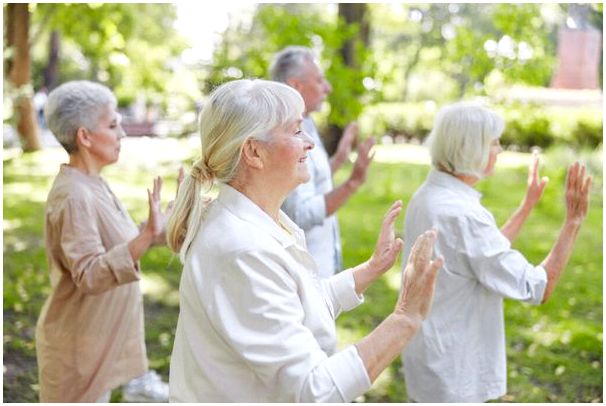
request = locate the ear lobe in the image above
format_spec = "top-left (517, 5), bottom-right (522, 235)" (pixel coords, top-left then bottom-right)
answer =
top-left (241, 138), bottom-right (265, 170)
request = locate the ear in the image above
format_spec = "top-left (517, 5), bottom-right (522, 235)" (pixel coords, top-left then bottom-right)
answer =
top-left (286, 77), bottom-right (303, 93)
top-left (75, 127), bottom-right (93, 149)
top-left (241, 138), bottom-right (265, 170)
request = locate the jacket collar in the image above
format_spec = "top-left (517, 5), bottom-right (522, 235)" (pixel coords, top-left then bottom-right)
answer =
top-left (216, 183), bottom-right (306, 250)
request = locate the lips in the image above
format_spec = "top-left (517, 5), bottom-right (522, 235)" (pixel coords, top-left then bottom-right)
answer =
top-left (298, 156), bottom-right (307, 163)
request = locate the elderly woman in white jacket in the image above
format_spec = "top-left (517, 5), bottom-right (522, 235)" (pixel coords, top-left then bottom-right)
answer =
top-left (400, 102), bottom-right (592, 402)
top-left (166, 79), bottom-right (443, 402)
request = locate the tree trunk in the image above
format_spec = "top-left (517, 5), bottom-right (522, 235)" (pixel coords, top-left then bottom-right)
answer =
top-left (44, 30), bottom-right (60, 89)
top-left (323, 3), bottom-right (369, 156)
top-left (7, 3), bottom-right (41, 152)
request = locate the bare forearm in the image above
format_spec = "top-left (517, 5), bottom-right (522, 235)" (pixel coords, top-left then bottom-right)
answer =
top-left (329, 154), bottom-right (345, 174)
top-left (351, 261), bottom-right (378, 296)
top-left (355, 312), bottom-right (421, 382)
top-left (501, 201), bottom-right (533, 242)
top-left (541, 220), bottom-right (582, 303)
top-left (127, 229), bottom-right (154, 263)
top-left (325, 179), bottom-right (357, 216)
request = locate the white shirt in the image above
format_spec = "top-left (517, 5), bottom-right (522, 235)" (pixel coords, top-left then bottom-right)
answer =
top-left (401, 170), bottom-right (547, 402)
top-left (282, 117), bottom-right (342, 278)
top-left (169, 184), bottom-right (371, 402)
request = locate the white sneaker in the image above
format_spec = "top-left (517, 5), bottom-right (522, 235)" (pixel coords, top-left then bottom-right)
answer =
top-left (122, 370), bottom-right (169, 402)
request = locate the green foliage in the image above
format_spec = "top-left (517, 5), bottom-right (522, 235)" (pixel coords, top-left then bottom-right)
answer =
top-left (499, 104), bottom-right (555, 149)
top-left (3, 140), bottom-right (602, 402)
top-left (357, 101), bottom-right (602, 151)
top-left (29, 4), bottom-right (188, 108)
top-left (203, 4), bottom-right (375, 128)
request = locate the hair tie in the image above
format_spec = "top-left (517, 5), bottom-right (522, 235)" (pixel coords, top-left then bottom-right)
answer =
top-left (190, 160), bottom-right (213, 183)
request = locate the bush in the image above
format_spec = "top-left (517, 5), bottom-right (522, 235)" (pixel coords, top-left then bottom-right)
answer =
top-left (356, 101), bottom-right (602, 150)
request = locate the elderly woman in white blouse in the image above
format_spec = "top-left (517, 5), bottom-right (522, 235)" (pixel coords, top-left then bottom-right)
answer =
top-left (166, 79), bottom-right (443, 402)
top-left (400, 102), bottom-right (592, 403)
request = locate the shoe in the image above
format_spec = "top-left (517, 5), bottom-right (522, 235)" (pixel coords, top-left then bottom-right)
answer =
top-left (122, 370), bottom-right (169, 402)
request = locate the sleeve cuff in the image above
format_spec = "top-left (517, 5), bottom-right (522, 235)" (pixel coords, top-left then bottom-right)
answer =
top-left (105, 242), bottom-right (140, 284)
top-left (329, 269), bottom-right (364, 312)
top-left (324, 345), bottom-right (372, 402)
top-left (524, 264), bottom-right (548, 305)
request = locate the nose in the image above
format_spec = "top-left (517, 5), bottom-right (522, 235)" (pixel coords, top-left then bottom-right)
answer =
top-left (324, 79), bottom-right (332, 95)
top-left (118, 125), bottom-right (126, 139)
top-left (302, 130), bottom-right (315, 150)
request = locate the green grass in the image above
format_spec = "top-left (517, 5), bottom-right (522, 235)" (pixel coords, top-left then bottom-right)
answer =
top-left (3, 139), bottom-right (602, 402)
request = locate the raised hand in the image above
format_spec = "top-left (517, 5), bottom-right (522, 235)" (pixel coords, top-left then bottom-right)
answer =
top-left (349, 136), bottom-right (375, 189)
top-left (523, 151), bottom-right (549, 209)
top-left (331, 122), bottom-right (358, 173)
top-left (395, 230), bottom-right (443, 321)
top-left (368, 200), bottom-right (405, 276)
top-left (565, 161), bottom-right (592, 225)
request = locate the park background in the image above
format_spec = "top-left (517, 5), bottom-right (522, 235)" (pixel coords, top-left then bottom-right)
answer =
top-left (3, 3), bottom-right (603, 402)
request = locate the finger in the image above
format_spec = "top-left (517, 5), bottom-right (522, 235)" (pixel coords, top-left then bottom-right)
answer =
top-left (368, 149), bottom-right (376, 162)
top-left (154, 177), bottom-right (162, 201)
top-left (413, 229), bottom-right (437, 271)
top-left (578, 164), bottom-right (586, 193)
top-left (379, 202), bottom-right (402, 239)
top-left (406, 232), bottom-right (424, 272)
top-left (427, 255), bottom-right (444, 281)
top-left (566, 162), bottom-right (577, 193)
top-left (529, 151), bottom-right (539, 183)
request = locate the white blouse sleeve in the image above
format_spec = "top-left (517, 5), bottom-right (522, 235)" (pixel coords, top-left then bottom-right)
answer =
top-left (322, 269), bottom-right (365, 319)
top-left (206, 249), bottom-right (371, 402)
top-left (444, 212), bottom-right (547, 305)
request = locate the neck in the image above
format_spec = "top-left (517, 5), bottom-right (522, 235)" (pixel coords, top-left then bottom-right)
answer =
top-left (454, 173), bottom-right (479, 186)
top-left (68, 153), bottom-right (102, 176)
top-left (228, 174), bottom-right (286, 223)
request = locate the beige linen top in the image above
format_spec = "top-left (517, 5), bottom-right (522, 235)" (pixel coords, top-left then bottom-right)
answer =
top-left (35, 165), bottom-right (147, 402)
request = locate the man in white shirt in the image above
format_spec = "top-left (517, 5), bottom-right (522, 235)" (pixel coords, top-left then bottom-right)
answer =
top-left (270, 46), bottom-right (375, 278)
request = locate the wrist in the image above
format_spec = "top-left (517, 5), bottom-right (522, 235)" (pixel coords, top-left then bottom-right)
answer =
top-left (520, 198), bottom-right (535, 213)
top-left (564, 217), bottom-right (584, 229)
top-left (388, 311), bottom-right (422, 339)
top-left (346, 178), bottom-right (360, 193)
top-left (138, 227), bottom-right (155, 250)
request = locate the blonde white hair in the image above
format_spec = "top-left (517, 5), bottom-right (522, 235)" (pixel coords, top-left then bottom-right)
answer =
top-left (427, 102), bottom-right (504, 178)
top-left (167, 79), bottom-right (305, 262)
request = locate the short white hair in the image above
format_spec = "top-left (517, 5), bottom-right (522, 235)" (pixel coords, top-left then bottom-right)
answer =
top-left (45, 80), bottom-right (116, 153)
top-left (427, 102), bottom-right (504, 178)
top-left (269, 46), bottom-right (317, 83)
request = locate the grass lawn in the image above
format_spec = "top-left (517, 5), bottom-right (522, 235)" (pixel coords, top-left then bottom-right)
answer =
top-left (3, 138), bottom-right (603, 402)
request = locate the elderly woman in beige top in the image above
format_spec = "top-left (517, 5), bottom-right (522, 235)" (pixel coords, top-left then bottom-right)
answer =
top-left (35, 80), bottom-right (180, 402)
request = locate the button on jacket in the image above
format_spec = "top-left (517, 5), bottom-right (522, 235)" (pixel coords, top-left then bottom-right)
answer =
top-left (36, 165), bottom-right (147, 402)
top-left (282, 117), bottom-right (342, 277)
top-left (401, 170), bottom-right (547, 402)
top-left (169, 184), bottom-right (370, 402)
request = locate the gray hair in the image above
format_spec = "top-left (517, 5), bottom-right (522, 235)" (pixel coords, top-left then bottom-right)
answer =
top-left (269, 46), bottom-right (317, 83)
top-left (44, 80), bottom-right (117, 154)
top-left (427, 102), bottom-right (505, 178)
top-left (167, 79), bottom-right (304, 262)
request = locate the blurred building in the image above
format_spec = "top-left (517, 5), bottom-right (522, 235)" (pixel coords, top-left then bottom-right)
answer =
top-left (551, 5), bottom-right (602, 90)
